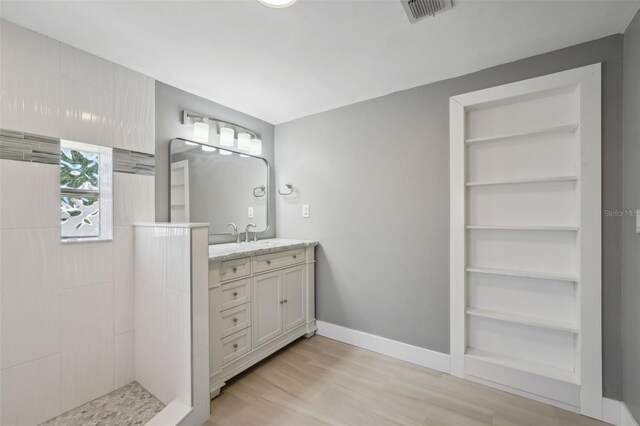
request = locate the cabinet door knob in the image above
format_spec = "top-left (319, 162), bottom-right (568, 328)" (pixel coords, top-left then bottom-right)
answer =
top-left (293, 255), bottom-right (297, 259)
top-left (266, 260), bottom-right (271, 265)
top-left (280, 300), bottom-right (284, 304)
top-left (232, 267), bottom-right (237, 273)
top-left (284, 299), bottom-right (288, 303)
top-left (233, 318), bottom-right (238, 323)
top-left (233, 291), bottom-right (238, 297)
top-left (233, 343), bottom-right (238, 349)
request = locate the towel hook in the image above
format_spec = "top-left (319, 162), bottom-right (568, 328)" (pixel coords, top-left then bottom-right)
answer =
top-left (253, 185), bottom-right (266, 197)
top-left (278, 183), bottom-right (294, 196)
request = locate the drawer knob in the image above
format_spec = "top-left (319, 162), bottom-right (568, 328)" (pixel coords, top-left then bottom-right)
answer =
top-left (280, 300), bottom-right (284, 304)
top-left (284, 299), bottom-right (288, 303)
top-left (293, 255), bottom-right (297, 259)
top-left (233, 343), bottom-right (238, 349)
top-left (233, 318), bottom-right (238, 323)
top-left (232, 267), bottom-right (237, 273)
top-left (233, 291), bottom-right (238, 297)
top-left (267, 260), bottom-right (271, 265)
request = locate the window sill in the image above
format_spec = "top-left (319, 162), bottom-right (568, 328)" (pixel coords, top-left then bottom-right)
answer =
top-left (61, 237), bottom-right (113, 244)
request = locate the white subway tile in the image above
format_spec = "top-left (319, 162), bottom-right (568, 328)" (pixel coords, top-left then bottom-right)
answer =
top-left (0, 21), bottom-right (60, 136)
top-left (0, 160), bottom-right (60, 230)
top-left (115, 331), bottom-right (135, 388)
top-left (0, 228), bottom-right (61, 369)
top-left (61, 240), bottom-right (114, 289)
top-left (61, 44), bottom-right (113, 92)
top-left (0, 353), bottom-right (62, 426)
top-left (61, 282), bottom-right (115, 412)
top-left (114, 226), bottom-right (134, 334)
top-left (166, 288), bottom-right (191, 405)
top-left (166, 228), bottom-right (190, 293)
top-left (135, 334), bottom-right (168, 404)
top-left (60, 78), bottom-right (114, 147)
top-left (114, 173), bottom-right (155, 226)
top-left (114, 65), bottom-right (155, 153)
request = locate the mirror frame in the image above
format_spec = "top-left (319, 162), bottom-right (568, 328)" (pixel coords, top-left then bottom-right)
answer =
top-left (169, 137), bottom-right (271, 237)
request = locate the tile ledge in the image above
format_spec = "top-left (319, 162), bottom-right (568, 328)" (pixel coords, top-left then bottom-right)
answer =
top-left (133, 222), bottom-right (209, 229)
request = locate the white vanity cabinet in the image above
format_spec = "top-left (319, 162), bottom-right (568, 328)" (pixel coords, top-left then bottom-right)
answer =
top-left (208, 240), bottom-right (317, 397)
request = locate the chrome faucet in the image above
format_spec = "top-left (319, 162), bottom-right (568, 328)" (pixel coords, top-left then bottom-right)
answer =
top-left (245, 223), bottom-right (256, 243)
top-left (227, 223), bottom-right (240, 243)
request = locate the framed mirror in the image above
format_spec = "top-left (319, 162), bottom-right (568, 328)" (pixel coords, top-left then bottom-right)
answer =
top-left (169, 138), bottom-right (270, 238)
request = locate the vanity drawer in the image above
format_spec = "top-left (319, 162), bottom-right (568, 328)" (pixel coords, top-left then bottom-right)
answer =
top-left (221, 278), bottom-right (250, 311)
top-left (253, 249), bottom-right (304, 273)
top-left (220, 257), bottom-right (251, 282)
top-left (222, 328), bottom-right (251, 365)
top-left (221, 303), bottom-right (251, 338)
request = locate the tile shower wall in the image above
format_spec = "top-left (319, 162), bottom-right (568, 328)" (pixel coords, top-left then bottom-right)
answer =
top-left (0, 20), bottom-right (155, 425)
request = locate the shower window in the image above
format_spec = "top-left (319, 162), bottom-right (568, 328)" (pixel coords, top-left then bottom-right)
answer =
top-left (60, 140), bottom-right (113, 242)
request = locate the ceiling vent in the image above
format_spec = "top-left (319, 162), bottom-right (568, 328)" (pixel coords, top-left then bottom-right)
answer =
top-left (401, 0), bottom-right (453, 23)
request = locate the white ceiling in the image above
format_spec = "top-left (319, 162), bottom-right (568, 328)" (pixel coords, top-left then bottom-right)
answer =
top-left (1, 1), bottom-right (638, 124)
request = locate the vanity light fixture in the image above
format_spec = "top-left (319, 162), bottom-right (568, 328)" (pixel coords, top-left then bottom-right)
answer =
top-left (237, 132), bottom-right (251, 151)
top-left (250, 138), bottom-right (262, 156)
top-left (220, 127), bottom-right (235, 147)
top-left (193, 120), bottom-right (209, 143)
top-left (219, 149), bottom-right (232, 156)
top-left (257, 0), bottom-right (297, 7)
top-left (202, 145), bottom-right (216, 152)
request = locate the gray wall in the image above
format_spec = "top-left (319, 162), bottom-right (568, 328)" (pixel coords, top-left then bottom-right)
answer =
top-left (155, 81), bottom-right (276, 240)
top-left (622, 11), bottom-right (640, 420)
top-left (275, 35), bottom-right (624, 399)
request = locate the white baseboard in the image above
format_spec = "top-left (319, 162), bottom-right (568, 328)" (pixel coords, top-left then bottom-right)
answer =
top-left (602, 398), bottom-right (639, 426)
top-left (315, 320), bottom-right (450, 373)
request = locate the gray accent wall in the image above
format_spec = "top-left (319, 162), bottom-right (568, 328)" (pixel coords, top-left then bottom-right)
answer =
top-left (275, 35), bottom-right (624, 399)
top-left (155, 81), bottom-right (276, 240)
top-left (622, 11), bottom-right (640, 420)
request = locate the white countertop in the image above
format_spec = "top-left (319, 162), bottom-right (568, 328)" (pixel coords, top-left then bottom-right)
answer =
top-left (208, 238), bottom-right (318, 261)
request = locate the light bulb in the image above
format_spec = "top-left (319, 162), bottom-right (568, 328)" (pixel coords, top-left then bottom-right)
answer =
top-left (237, 132), bottom-right (251, 151)
top-left (257, 0), bottom-right (297, 8)
top-left (220, 127), bottom-right (234, 147)
top-left (250, 138), bottom-right (262, 156)
top-left (219, 149), bottom-right (232, 156)
top-left (202, 145), bottom-right (216, 152)
top-left (193, 121), bottom-right (209, 142)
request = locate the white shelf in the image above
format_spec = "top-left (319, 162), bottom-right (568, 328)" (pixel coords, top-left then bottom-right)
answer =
top-left (466, 225), bottom-right (579, 232)
top-left (465, 124), bottom-right (579, 145)
top-left (466, 266), bottom-right (577, 282)
top-left (466, 307), bottom-right (579, 334)
top-left (465, 348), bottom-right (579, 384)
top-left (466, 175), bottom-right (578, 187)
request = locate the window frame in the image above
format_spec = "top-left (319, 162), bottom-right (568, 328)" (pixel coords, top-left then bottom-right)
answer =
top-left (60, 140), bottom-right (113, 243)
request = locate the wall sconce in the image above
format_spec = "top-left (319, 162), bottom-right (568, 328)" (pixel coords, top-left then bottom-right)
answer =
top-left (250, 138), bottom-right (262, 156)
top-left (220, 127), bottom-right (234, 147)
top-left (237, 132), bottom-right (251, 151)
top-left (193, 120), bottom-right (209, 143)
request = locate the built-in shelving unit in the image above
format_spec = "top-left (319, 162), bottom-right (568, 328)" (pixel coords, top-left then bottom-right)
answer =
top-left (465, 348), bottom-right (579, 384)
top-left (465, 123), bottom-right (579, 145)
top-left (450, 64), bottom-right (602, 414)
top-left (465, 266), bottom-right (578, 282)
top-left (466, 225), bottom-right (579, 231)
top-left (466, 307), bottom-right (579, 334)
top-left (170, 160), bottom-right (190, 222)
top-left (466, 175), bottom-right (579, 187)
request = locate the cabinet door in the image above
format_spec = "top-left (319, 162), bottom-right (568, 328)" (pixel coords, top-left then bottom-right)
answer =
top-left (283, 265), bottom-right (306, 332)
top-left (252, 271), bottom-right (283, 348)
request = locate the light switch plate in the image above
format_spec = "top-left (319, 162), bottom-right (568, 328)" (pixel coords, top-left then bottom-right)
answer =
top-left (248, 207), bottom-right (254, 219)
top-left (302, 204), bottom-right (310, 218)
